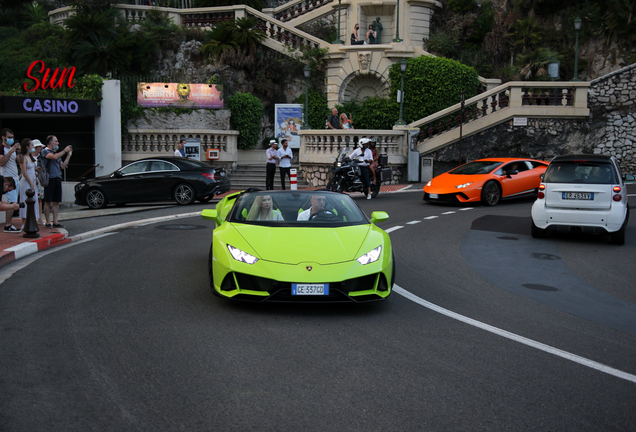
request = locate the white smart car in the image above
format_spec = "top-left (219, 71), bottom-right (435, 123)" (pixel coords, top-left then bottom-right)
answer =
top-left (531, 154), bottom-right (633, 245)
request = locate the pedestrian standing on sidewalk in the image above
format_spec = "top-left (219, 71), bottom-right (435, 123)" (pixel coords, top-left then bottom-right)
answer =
top-left (174, 139), bottom-right (186, 157)
top-left (265, 140), bottom-right (279, 190)
top-left (17, 138), bottom-right (38, 230)
top-left (278, 138), bottom-right (293, 190)
top-left (32, 139), bottom-right (45, 225)
top-left (1, 128), bottom-right (21, 233)
top-left (42, 135), bottom-right (72, 229)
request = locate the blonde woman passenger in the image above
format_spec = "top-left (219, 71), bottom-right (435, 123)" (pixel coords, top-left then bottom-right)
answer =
top-left (247, 195), bottom-right (284, 221)
top-left (340, 113), bottom-right (353, 129)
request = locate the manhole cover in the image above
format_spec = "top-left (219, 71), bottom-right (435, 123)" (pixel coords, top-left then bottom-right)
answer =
top-left (156, 224), bottom-right (206, 231)
top-left (530, 252), bottom-right (561, 260)
top-left (522, 283), bottom-right (559, 292)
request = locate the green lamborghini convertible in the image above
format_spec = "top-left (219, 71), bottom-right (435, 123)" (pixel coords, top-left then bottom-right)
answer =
top-left (201, 190), bottom-right (394, 302)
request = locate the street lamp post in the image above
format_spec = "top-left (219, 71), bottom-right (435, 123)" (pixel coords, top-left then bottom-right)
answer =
top-left (303, 65), bottom-right (311, 128)
top-left (573, 16), bottom-right (582, 81)
top-left (395, 59), bottom-right (407, 125)
top-left (392, 0), bottom-right (402, 42)
top-left (332, 0), bottom-right (342, 44)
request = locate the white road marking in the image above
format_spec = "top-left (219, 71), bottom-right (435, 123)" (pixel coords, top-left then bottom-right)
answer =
top-left (460, 208), bottom-right (474, 211)
top-left (385, 226), bottom-right (404, 233)
top-left (393, 285), bottom-right (636, 384)
top-left (442, 211), bottom-right (456, 215)
top-left (406, 221), bottom-right (421, 225)
top-left (424, 216), bottom-right (438, 220)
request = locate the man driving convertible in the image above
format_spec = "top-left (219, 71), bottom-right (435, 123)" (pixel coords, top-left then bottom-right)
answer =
top-left (297, 194), bottom-right (335, 221)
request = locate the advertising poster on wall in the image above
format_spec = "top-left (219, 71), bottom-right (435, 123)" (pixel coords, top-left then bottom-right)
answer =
top-left (137, 83), bottom-right (223, 109)
top-left (185, 137), bottom-right (201, 161)
top-left (275, 104), bottom-right (303, 149)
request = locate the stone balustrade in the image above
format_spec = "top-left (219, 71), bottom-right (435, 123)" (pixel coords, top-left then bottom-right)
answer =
top-left (272, 0), bottom-right (333, 23)
top-left (298, 129), bottom-right (409, 186)
top-left (411, 81), bottom-right (590, 155)
top-left (123, 129), bottom-right (238, 168)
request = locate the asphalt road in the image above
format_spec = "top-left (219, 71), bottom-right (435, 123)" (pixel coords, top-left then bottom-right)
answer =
top-left (1, 189), bottom-right (635, 431)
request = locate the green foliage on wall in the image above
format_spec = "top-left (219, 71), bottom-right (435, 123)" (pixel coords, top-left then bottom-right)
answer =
top-left (387, 56), bottom-right (480, 125)
top-left (293, 89), bottom-right (329, 130)
top-left (228, 92), bottom-right (263, 150)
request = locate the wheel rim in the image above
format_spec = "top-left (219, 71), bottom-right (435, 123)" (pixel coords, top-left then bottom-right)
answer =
top-left (485, 183), bottom-right (500, 205)
top-left (175, 184), bottom-right (194, 204)
top-left (87, 190), bottom-right (105, 208)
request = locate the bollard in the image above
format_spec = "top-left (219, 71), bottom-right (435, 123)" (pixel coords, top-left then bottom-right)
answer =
top-left (22, 189), bottom-right (40, 239)
top-left (290, 169), bottom-right (297, 190)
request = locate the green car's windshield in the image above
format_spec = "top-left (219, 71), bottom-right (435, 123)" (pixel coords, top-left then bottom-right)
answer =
top-left (229, 191), bottom-right (368, 226)
top-left (449, 161), bottom-right (504, 175)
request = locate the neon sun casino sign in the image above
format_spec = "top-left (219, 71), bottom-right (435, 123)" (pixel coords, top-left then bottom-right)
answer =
top-left (21, 60), bottom-right (79, 113)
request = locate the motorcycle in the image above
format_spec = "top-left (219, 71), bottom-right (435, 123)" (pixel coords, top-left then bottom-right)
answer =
top-left (326, 149), bottom-right (390, 198)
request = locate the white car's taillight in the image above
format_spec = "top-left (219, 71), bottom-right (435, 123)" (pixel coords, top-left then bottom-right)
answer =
top-left (537, 184), bottom-right (545, 199)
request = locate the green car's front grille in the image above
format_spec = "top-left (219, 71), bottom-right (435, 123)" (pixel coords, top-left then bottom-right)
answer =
top-left (222, 272), bottom-right (387, 303)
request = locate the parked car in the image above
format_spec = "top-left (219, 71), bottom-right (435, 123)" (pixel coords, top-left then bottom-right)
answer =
top-left (201, 190), bottom-right (394, 302)
top-left (75, 157), bottom-right (230, 209)
top-left (531, 154), bottom-right (633, 245)
top-left (423, 158), bottom-right (549, 206)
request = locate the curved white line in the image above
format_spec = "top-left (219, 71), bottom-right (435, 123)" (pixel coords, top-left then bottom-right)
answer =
top-left (393, 285), bottom-right (636, 384)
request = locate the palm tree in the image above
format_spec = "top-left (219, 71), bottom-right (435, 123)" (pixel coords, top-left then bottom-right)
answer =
top-left (201, 17), bottom-right (266, 59)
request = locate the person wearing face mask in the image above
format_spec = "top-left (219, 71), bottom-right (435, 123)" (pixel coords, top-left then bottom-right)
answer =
top-left (17, 138), bottom-right (38, 230)
top-left (1, 128), bottom-right (21, 233)
top-left (351, 23), bottom-right (365, 45)
top-left (41, 135), bottom-right (72, 229)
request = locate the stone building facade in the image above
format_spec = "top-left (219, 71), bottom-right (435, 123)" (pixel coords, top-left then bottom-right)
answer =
top-left (424, 64), bottom-right (636, 177)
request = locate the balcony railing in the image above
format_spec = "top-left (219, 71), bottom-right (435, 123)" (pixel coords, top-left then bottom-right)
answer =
top-left (273, 0), bottom-right (333, 23)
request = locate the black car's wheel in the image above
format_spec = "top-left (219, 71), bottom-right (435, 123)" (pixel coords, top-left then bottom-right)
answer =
top-left (610, 207), bottom-right (629, 245)
top-left (481, 181), bottom-right (501, 206)
top-left (531, 219), bottom-right (547, 238)
top-left (174, 183), bottom-right (196, 205)
top-left (86, 188), bottom-right (107, 209)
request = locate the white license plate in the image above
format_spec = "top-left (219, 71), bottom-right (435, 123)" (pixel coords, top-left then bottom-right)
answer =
top-left (563, 192), bottom-right (593, 200)
top-left (429, 193), bottom-right (439, 199)
top-left (292, 283), bottom-right (329, 295)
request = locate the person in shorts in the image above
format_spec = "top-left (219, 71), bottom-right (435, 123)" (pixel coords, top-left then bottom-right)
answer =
top-left (41, 135), bottom-right (72, 228)
top-left (1, 128), bottom-right (20, 233)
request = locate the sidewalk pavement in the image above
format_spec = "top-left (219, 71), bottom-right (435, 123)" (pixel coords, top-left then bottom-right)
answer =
top-left (0, 183), bottom-right (420, 270)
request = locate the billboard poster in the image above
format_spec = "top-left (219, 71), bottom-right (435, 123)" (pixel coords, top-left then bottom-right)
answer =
top-left (137, 83), bottom-right (223, 109)
top-left (185, 137), bottom-right (201, 161)
top-left (275, 104), bottom-right (303, 149)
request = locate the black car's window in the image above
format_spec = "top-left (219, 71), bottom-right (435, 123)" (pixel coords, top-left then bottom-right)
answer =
top-left (120, 161), bottom-right (148, 175)
top-left (450, 161), bottom-right (504, 175)
top-left (544, 161), bottom-right (617, 184)
top-left (229, 191), bottom-right (368, 227)
top-left (149, 161), bottom-right (178, 172)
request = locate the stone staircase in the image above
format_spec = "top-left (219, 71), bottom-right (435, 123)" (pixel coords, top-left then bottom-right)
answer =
top-left (229, 165), bottom-right (310, 190)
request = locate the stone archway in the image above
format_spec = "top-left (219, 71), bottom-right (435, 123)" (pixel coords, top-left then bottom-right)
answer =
top-left (339, 71), bottom-right (390, 104)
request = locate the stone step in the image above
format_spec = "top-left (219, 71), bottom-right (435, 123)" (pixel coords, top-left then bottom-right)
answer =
top-left (229, 165), bottom-right (309, 189)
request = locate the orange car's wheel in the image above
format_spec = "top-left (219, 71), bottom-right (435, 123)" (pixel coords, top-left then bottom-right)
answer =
top-left (481, 181), bottom-right (501, 206)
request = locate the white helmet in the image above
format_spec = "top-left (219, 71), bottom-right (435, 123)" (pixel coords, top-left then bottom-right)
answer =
top-left (359, 138), bottom-right (370, 146)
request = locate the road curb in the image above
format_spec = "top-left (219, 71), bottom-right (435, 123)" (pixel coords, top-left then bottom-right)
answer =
top-left (1, 233), bottom-right (71, 269)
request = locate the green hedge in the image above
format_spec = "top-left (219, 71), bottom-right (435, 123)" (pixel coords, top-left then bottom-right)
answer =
top-left (388, 56), bottom-right (480, 125)
top-left (228, 92), bottom-right (263, 150)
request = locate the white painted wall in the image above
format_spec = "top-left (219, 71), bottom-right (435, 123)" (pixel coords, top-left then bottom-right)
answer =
top-left (94, 80), bottom-right (122, 177)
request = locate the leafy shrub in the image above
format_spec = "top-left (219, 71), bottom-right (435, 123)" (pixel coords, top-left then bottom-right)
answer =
top-left (387, 56), bottom-right (480, 124)
top-left (427, 31), bottom-right (460, 57)
top-left (448, 0), bottom-right (477, 14)
top-left (293, 89), bottom-right (329, 130)
top-left (228, 92), bottom-right (263, 150)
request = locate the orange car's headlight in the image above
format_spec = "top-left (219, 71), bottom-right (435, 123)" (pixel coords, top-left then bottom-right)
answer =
top-left (455, 182), bottom-right (473, 189)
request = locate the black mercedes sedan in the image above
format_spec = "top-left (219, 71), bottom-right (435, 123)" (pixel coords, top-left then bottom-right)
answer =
top-left (74, 157), bottom-right (231, 209)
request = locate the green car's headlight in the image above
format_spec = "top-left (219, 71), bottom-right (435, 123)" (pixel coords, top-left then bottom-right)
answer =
top-left (356, 246), bottom-right (382, 265)
top-left (227, 244), bottom-right (259, 264)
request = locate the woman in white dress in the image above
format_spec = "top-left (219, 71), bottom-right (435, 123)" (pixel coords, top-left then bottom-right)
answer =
top-left (17, 138), bottom-right (39, 229)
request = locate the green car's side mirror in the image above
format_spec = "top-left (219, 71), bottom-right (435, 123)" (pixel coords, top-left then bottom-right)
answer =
top-left (370, 211), bottom-right (389, 224)
top-left (201, 209), bottom-right (221, 226)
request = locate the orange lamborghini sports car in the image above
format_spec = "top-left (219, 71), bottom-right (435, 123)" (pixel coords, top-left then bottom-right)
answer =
top-left (423, 158), bottom-right (550, 206)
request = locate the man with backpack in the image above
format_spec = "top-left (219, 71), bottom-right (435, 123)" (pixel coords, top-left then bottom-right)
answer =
top-left (41, 135), bottom-right (72, 229)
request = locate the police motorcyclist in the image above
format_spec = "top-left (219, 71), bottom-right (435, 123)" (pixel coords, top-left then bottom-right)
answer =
top-left (348, 138), bottom-right (374, 199)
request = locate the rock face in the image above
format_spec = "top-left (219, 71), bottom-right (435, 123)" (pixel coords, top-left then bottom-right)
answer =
top-left (130, 109), bottom-right (231, 130)
top-left (425, 63), bottom-right (636, 176)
